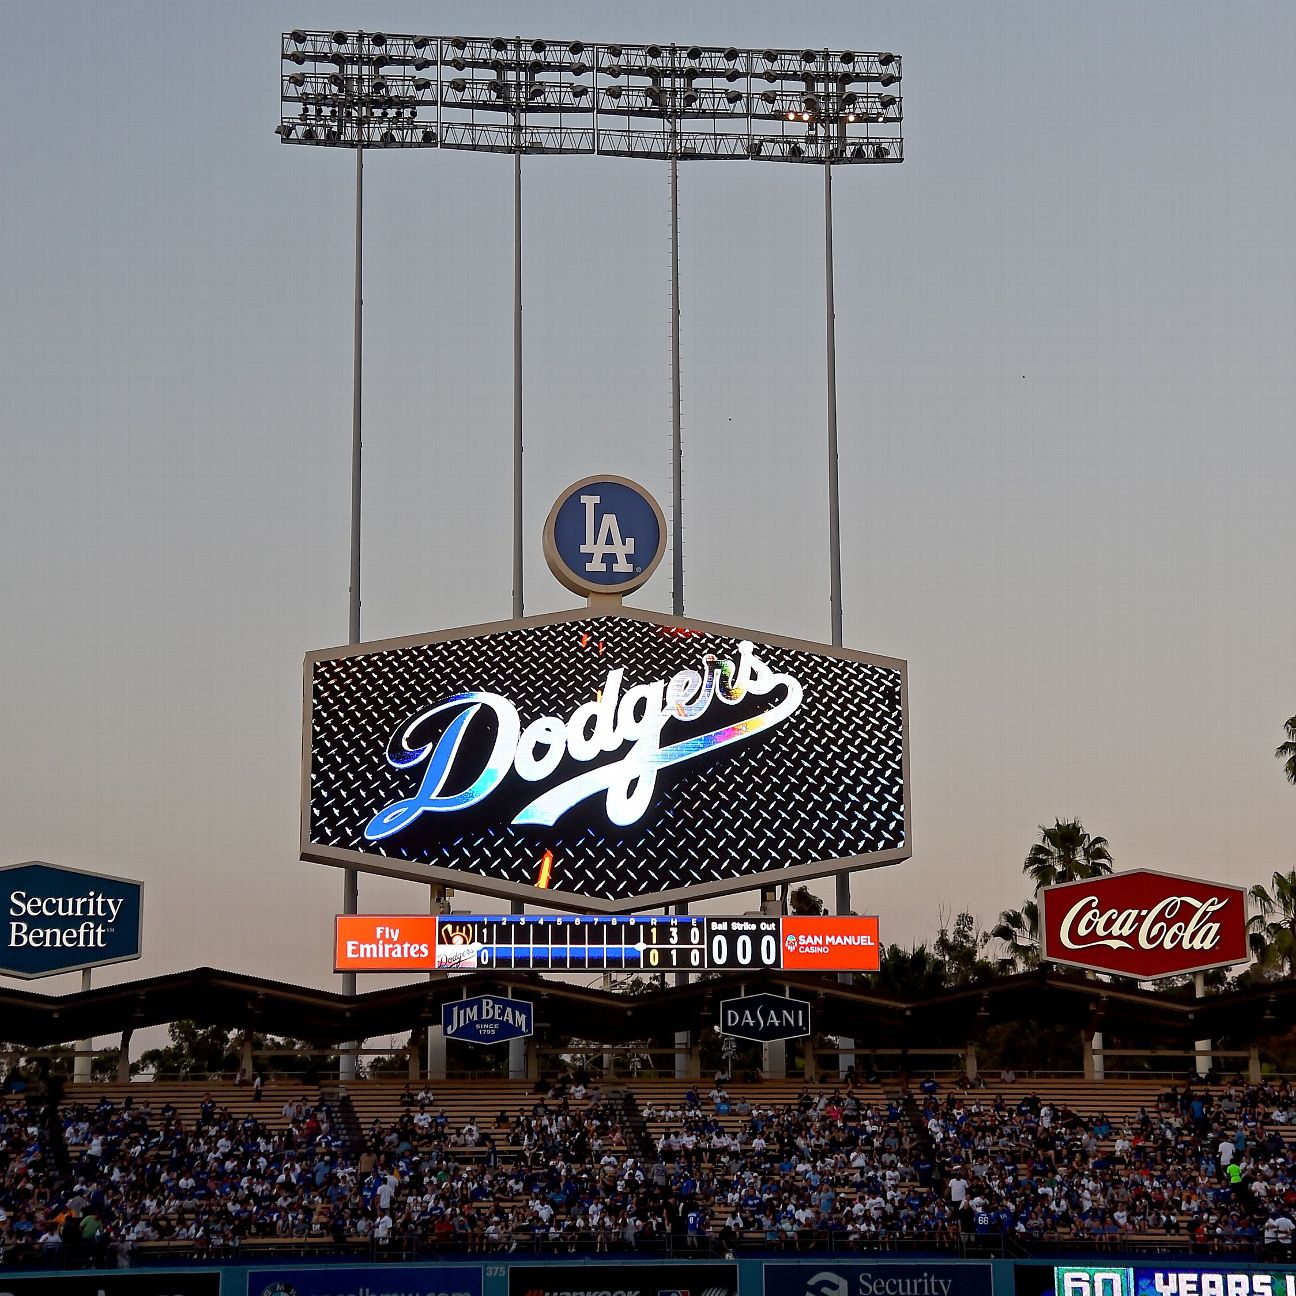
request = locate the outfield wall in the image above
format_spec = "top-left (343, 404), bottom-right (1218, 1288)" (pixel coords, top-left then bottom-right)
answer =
top-left (1, 1256), bottom-right (1294, 1296)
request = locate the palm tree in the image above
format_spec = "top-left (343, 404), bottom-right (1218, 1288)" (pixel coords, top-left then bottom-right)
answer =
top-left (992, 900), bottom-right (1041, 972)
top-left (1277, 716), bottom-right (1296, 785)
top-left (993, 819), bottom-right (1113, 972)
top-left (1249, 869), bottom-right (1296, 977)
top-left (1024, 819), bottom-right (1114, 889)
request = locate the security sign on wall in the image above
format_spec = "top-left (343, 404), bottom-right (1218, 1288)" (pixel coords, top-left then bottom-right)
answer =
top-left (542, 475), bottom-right (667, 597)
top-left (719, 992), bottom-right (812, 1043)
top-left (0, 861), bottom-right (143, 980)
top-left (302, 606), bottom-right (909, 913)
top-left (442, 993), bottom-right (534, 1044)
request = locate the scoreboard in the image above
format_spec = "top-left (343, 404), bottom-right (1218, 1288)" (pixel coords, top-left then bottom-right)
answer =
top-left (334, 913), bottom-right (881, 973)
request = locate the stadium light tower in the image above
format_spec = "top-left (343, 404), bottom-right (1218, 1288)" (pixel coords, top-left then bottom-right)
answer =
top-left (278, 33), bottom-right (903, 1072)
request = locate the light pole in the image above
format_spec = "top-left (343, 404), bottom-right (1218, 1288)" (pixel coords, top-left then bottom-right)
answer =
top-left (278, 34), bottom-right (903, 1069)
top-left (279, 32), bottom-right (902, 614)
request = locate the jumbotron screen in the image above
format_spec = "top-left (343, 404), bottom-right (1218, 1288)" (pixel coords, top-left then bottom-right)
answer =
top-left (302, 609), bottom-right (909, 913)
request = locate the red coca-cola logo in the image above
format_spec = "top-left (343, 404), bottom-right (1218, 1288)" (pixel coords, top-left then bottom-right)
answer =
top-left (1039, 869), bottom-right (1248, 979)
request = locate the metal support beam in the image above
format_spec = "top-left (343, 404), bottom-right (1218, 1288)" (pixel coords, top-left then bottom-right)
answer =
top-left (340, 145), bottom-right (365, 1082)
top-left (824, 150), bottom-right (856, 1076)
top-left (512, 123), bottom-right (524, 619)
top-left (670, 98), bottom-right (683, 618)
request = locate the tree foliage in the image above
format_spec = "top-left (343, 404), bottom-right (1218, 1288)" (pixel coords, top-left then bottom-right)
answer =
top-left (993, 818), bottom-right (1113, 971)
top-left (1248, 869), bottom-right (1296, 978)
top-left (1277, 715), bottom-right (1296, 786)
top-left (1023, 819), bottom-right (1114, 889)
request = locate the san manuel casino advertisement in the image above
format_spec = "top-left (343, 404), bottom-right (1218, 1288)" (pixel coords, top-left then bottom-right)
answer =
top-left (302, 608), bottom-right (908, 912)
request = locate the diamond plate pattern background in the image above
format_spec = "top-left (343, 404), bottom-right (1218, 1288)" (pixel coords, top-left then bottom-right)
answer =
top-left (307, 615), bottom-right (905, 907)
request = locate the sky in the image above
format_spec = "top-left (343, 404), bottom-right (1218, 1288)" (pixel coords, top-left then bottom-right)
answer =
top-left (1, 1), bottom-right (1294, 1026)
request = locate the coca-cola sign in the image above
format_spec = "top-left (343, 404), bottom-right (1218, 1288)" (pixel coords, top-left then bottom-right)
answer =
top-left (1039, 869), bottom-right (1248, 979)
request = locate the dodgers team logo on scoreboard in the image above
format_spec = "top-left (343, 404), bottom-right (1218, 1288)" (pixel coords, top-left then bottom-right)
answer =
top-left (542, 475), bottom-right (667, 597)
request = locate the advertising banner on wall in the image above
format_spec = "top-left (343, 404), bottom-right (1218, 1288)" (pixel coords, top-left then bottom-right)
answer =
top-left (0, 860), bottom-right (143, 979)
top-left (247, 1264), bottom-right (483, 1296)
top-left (302, 607), bottom-right (908, 913)
top-left (1039, 869), bottom-right (1249, 979)
top-left (764, 1261), bottom-right (994, 1296)
top-left (508, 1263), bottom-right (737, 1296)
top-left (1047, 1267), bottom-right (1296, 1296)
top-left (0, 1273), bottom-right (220, 1296)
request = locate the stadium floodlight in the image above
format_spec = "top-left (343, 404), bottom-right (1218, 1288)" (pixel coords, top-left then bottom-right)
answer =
top-left (278, 30), bottom-right (903, 606)
top-left (279, 32), bottom-right (903, 1074)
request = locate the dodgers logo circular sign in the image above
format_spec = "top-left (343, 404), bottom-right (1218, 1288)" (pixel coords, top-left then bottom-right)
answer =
top-left (543, 475), bottom-right (667, 597)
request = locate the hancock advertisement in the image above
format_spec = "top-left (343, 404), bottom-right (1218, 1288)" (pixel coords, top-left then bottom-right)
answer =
top-left (303, 608), bottom-right (908, 913)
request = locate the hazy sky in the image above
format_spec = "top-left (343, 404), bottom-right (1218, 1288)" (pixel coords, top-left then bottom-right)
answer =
top-left (2, 1), bottom-right (1294, 1019)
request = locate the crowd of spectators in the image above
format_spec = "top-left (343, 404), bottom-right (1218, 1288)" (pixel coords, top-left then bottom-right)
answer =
top-left (1, 1074), bottom-right (1294, 1269)
top-left (915, 1078), bottom-right (1296, 1256)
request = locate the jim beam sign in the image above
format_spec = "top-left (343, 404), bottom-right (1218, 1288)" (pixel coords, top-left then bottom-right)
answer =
top-left (1039, 869), bottom-right (1248, 979)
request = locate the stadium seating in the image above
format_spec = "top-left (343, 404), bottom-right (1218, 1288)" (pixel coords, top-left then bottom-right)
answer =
top-left (0, 1072), bottom-right (1292, 1269)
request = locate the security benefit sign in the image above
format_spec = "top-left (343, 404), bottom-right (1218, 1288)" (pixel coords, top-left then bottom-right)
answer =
top-left (719, 992), bottom-right (812, 1043)
top-left (0, 861), bottom-right (143, 979)
top-left (1039, 869), bottom-right (1248, 979)
top-left (302, 607), bottom-right (908, 913)
top-left (763, 1262), bottom-right (993, 1296)
top-left (442, 993), bottom-right (534, 1044)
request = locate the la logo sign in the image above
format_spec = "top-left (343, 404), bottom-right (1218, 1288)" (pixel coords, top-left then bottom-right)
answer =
top-left (543, 476), bottom-right (666, 597)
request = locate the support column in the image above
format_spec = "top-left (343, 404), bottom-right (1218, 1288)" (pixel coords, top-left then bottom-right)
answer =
top-left (1193, 971), bottom-right (1212, 1078)
top-left (507, 982), bottom-right (526, 1081)
top-left (512, 119), bottom-right (524, 620)
top-left (508, 901), bottom-right (526, 1081)
top-left (407, 1040), bottom-right (419, 1082)
top-left (1248, 1045), bottom-right (1261, 1084)
top-left (427, 1025), bottom-right (447, 1081)
top-left (964, 1043), bottom-right (978, 1083)
top-left (1092, 1030), bottom-right (1105, 1081)
top-left (116, 1026), bottom-right (134, 1084)
top-left (340, 144), bottom-right (365, 1083)
top-left (1082, 1032), bottom-right (1097, 1082)
top-left (759, 888), bottom-right (785, 1079)
top-left (74, 969), bottom-right (93, 1085)
top-left (685, 1042), bottom-right (701, 1080)
top-left (425, 885), bottom-right (450, 1082)
top-left (674, 901), bottom-right (690, 1079)
top-left (800, 1038), bottom-right (817, 1084)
